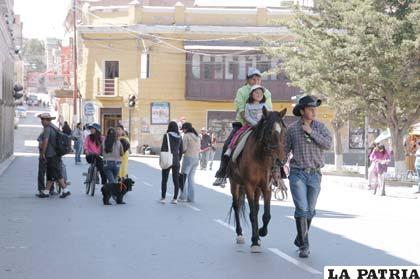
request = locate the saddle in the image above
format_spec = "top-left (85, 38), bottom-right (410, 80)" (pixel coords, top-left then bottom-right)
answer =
top-left (232, 129), bottom-right (253, 163)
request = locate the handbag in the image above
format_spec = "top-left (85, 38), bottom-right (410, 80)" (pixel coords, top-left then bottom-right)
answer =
top-left (159, 134), bottom-right (173, 169)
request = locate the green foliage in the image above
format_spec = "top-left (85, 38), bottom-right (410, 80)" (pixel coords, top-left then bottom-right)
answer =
top-left (23, 39), bottom-right (46, 72)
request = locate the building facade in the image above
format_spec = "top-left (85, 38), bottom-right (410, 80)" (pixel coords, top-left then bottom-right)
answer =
top-left (77, 2), bottom-right (337, 152)
top-left (0, 0), bottom-right (20, 162)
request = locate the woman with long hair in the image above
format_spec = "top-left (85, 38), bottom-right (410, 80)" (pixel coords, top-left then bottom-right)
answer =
top-left (102, 127), bottom-right (123, 184)
top-left (160, 121), bottom-right (183, 204)
top-left (370, 144), bottom-right (391, 196)
top-left (179, 122), bottom-right (200, 203)
top-left (84, 123), bottom-right (107, 185)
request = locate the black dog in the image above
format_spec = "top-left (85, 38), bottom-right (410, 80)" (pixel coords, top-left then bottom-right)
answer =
top-left (101, 177), bottom-right (135, 205)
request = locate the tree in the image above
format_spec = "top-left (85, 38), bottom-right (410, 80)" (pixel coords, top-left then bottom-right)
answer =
top-left (23, 39), bottom-right (46, 72)
top-left (265, 0), bottom-right (420, 175)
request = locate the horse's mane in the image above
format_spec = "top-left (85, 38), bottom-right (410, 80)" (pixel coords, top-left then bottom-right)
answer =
top-left (251, 111), bottom-right (283, 151)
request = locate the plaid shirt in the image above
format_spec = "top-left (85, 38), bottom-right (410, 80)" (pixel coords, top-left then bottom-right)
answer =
top-left (285, 119), bottom-right (332, 169)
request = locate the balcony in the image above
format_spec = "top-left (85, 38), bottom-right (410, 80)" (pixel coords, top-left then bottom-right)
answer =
top-left (95, 77), bottom-right (123, 100)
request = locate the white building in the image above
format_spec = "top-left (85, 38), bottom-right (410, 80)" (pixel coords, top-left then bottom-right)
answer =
top-left (0, 0), bottom-right (21, 162)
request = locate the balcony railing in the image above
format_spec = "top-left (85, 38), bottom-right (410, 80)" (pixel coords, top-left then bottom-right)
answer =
top-left (96, 77), bottom-right (120, 97)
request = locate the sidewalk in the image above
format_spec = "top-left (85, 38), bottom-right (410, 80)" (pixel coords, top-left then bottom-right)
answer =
top-left (0, 156), bottom-right (15, 177)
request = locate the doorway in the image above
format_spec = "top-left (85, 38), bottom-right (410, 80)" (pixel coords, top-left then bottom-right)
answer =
top-left (100, 108), bottom-right (122, 134)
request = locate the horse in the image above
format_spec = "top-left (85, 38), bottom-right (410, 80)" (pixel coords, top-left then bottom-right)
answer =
top-left (227, 107), bottom-right (288, 253)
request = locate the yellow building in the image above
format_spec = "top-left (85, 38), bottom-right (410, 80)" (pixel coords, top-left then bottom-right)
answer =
top-left (78, 1), bottom-right (333, 151)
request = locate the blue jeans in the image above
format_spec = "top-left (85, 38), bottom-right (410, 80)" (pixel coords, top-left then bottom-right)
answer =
top-left (74, 140), bottom-right (83, 163)
top-left (180, 157), bottom-right (199, 202)
top-left (104, 160), bottom-right (121, 184)
top-left (289, 168), bottom-right (322, 219)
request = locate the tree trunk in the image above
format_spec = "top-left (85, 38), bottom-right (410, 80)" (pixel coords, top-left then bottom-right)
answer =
top-left (332, 122), bottom-right (344, 171)
top-left (389, 125), bottom-right (406, 178)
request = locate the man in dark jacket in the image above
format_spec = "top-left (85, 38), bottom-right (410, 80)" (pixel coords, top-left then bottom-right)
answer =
top-left (199, 128), bottom-right (212, 170)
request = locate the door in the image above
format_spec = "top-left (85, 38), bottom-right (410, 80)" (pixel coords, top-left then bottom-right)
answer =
top-left (100, 108), bottom-right (122, 135)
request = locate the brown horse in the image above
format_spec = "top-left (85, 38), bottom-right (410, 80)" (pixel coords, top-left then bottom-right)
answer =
top-left (227, 107), bottom-right (288, 253)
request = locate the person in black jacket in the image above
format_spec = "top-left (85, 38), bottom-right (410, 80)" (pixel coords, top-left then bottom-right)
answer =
top-left (160, 121), bottom-right (183, 204)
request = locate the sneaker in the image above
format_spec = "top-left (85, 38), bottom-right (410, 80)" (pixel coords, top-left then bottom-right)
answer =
top-left (59, 191), bottom-right (71, 198)
top-left (213, 177), bottom-right (224, 186)
top-left (171, 199), bottom-right (178, 204)
top-left (159, 198), bottom-right (166, 204)
top-left (36, 192), bottom-right (49, 198)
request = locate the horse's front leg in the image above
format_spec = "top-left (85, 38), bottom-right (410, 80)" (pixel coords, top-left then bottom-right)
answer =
top-left (259, 186), bottom-right (271, 238)
top-left (246, 187), bottom-right (261, 253)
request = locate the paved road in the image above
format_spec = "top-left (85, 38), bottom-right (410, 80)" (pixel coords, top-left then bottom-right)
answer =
top-left (1, 109), bottom-right (419, 279)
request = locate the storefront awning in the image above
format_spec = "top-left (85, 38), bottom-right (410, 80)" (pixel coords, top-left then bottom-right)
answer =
top-left (374, 128), bottom-right (391, 143)
top-left (410, 122), bottom-right (420, 136)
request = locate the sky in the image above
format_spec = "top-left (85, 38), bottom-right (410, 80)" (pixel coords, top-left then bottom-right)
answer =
top-left (15, 0), bottom-right (71, 40)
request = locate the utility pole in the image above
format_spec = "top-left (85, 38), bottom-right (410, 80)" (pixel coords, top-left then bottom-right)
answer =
top-left (72, 0), bottom-right (78, 124)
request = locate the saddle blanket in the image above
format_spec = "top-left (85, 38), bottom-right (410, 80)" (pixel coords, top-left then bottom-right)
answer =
top-left (232, 129), bottom-right (253, 163)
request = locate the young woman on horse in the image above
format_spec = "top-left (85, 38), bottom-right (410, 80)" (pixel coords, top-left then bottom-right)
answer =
top-left (225, 84), bottom-right (268, 157)
top-left (213, 68), bottom-right (273, 187)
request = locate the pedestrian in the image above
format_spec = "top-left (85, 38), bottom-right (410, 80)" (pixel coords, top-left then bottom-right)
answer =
top-left (62, 121), bottom-right (72, 136)
top-left (102, 127), bottom-right (124, 184)
top-left (36, 132), bottom-right (47, 196)
top-left (84, 123), bottom-right (107, 186)
top-left (72, 122), bottom-right (84, 165)
top-left (199, 128), bottom-right (212, 170)
top-left (179, 122), bottom-right (200, 203)
top-left (160, 121), bottom-right (183, 204)
top-left (224, 84), bottom-right (268, 157)
top-left (415, 141), bottom-right (420, 194)
top-left (370, 144), bottom-right (391, 196)
top-left (208, 130), bottom-right (217, 171)
top-left (213, 68), bottom-right (273, 187)
top-left (116, 125), bottom-right (130, 179)
top-left (36, 113), bottom-right (71, 198)
top-left (285, 95), bottom-right (332, 258)
top-left (367, 143), bottom-right (378, 190)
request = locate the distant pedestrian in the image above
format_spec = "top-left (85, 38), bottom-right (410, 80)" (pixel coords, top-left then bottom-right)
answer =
top-left (370, 144), bottom-right (391, 196)
top-left (62, 121), bottom-right (72, 136)
top-left (208, 131), bottom-right (217, 171)
top-left (116, 125), bottom-right (130, 179)
top-left (160, 121), bottom-right (183, 204)
top-left (179, 122), bottom-right (200, 203)
top-left (415, 141), bottom-right (420, 194)
top-left (72, 122), bottom-right (84, 164)
top-left (199, 128), bottom-right (211, 170)
top-left (367, 143), bottom-right (378, 190)
top-left (102, 127), bottom-right (124, 184)
top-left (36, 113), bottom-right (71, 198)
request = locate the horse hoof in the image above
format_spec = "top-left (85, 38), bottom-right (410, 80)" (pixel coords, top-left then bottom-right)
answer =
top-left (251, 245), bottom-right (262, 253)
top-left (236, 235), bottom-right (245, 244)
top-left (259, 228), bottom-right (267, 237)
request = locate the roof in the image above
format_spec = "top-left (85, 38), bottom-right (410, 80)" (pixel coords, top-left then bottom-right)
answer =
top-left (193, 0), bottom-right (314, 8)
top-left (84, 0), bottom-right (194, 6)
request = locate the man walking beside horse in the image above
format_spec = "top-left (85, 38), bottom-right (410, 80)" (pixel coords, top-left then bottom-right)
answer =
top-left (285, 96), bottom-right (332, 258)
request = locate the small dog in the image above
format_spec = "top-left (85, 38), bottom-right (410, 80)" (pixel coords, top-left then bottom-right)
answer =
top-left (101, 177), bottom-right (135, 205)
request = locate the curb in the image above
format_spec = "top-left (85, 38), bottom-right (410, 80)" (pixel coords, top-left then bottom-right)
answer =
top-left (0, 155), bottom-right (16, 177)
top-left (323, 172), bottom-right (416, 188)
top-left (129, 154), bottom-right (159, 158)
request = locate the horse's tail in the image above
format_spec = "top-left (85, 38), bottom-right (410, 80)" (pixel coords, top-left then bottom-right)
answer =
top-left (228, 184), bottom-right (247, 226)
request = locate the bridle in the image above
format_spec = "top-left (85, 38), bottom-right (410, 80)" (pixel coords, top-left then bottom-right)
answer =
top-left (262, 118), bottom-right (287, 166)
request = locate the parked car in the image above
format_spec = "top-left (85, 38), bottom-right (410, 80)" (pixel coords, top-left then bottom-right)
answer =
top-left (15, 106), bottom-right (27, 118)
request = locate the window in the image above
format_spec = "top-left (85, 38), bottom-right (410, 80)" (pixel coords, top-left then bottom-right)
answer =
top-left (192, 54), bottom-right (200, 79)
top-left (203, 56), bottom-right (211, 80)
top-left (105, 61), bottom-right (119, 79)
top-left (238, 56), bottom-right (246, 80)
top-left (141, 53), bottom-right (150, 79)
top-left (225, 56), bottom-right (234, 80)
top-left (215, 56), bottom-right (223, 80)
top-left (257, 55), bottom-right (270, 80)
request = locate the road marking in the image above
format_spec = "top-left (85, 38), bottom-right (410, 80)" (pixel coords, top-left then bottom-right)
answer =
top-left (214, 219), bottom-right (235, 232)
top-left (268, 248), bottom-right (322, 275)
top-left (143, 181), bottom-right (152, 187)
top-left (24, 140), bottom-right (38, 147)
top-left (18, 124), bottom-right (43, 128)
top-left (182, 203), bottom-right (201, 211)
top-left (131, 175), bottom-right (138, 180)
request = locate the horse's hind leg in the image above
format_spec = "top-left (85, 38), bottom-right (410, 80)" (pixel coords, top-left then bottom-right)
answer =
top-left (259, 187), bottom-right (271, 238)
top-left (231, 183), bottom-right (244, 244)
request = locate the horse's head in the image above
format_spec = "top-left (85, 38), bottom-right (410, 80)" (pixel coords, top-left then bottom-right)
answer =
top-left (256, 107), bottom-right (288, 165)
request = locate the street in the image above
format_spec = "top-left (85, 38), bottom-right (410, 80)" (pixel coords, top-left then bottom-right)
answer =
top-left (1, 109), bottom-right (419, 279)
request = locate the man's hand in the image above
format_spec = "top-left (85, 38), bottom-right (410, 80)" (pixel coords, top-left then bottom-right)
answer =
top-left (302, 124), bottom-right (313, 135)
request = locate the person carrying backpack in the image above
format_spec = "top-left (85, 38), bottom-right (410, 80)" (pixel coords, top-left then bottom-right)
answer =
top-left (36, 113), bottom-right (71, 198)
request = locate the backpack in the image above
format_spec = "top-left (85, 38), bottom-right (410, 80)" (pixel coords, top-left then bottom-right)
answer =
top-left (51, 126), bottom-right (72, 157)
